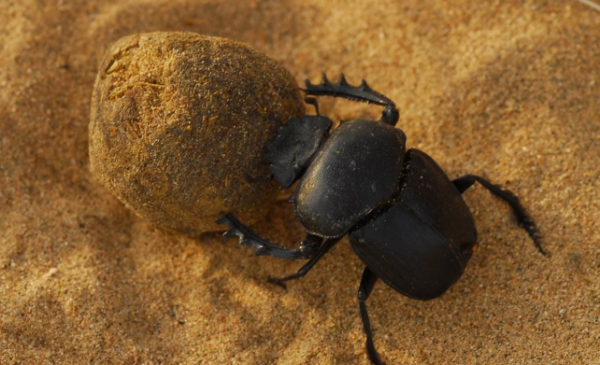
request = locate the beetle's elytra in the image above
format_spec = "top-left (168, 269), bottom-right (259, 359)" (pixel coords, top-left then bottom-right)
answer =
top-left (217, 74), bottom-right (545, 365)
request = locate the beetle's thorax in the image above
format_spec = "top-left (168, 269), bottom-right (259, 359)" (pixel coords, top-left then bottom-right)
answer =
top-left (292, 119), bottom-right (407, 237)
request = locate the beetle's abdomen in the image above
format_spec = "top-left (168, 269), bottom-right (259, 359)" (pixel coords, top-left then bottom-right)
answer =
top-left (293, 120), bottom-right (406, 237)
top-left (349, 149), bottom-right (477, 300)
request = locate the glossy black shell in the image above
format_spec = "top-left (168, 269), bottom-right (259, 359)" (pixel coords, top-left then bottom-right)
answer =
top-left (292, 120), bottom-right (406, 237)
top-left (349, 149), bottom-right (478, 300)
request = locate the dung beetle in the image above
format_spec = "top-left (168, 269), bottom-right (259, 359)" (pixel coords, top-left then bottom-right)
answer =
top-left (217, 74), bottom-right (545, 365)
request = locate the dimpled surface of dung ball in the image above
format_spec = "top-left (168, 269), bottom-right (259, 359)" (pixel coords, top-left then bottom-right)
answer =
top-left (89, 32), bottom-right (304, 236)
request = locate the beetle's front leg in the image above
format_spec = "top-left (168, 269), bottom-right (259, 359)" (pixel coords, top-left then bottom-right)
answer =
top-left (304, 73), bottom-right (399, 126)
top-left (216, 213), bottom-right (323, 260)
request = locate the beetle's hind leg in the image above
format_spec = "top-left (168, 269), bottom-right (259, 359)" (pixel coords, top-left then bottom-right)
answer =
top-left (452, 174), bottom-right (546, 255)
top-left (358, 267), bottom-right (386, 365)
top-left (304, 74), bottom-right (399, 126)
top-left (217, 213), bottom-right (323, 260)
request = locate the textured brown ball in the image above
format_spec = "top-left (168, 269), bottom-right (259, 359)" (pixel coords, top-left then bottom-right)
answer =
top-left (89, 32), bottom-right (304, 236)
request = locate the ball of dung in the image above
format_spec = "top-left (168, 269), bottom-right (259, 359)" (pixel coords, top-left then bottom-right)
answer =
top-left (89, 32), bottom-right (304, 236)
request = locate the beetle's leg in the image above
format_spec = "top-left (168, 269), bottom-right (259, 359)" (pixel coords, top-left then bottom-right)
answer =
top-left (267, 237), bottom-right (341, 289)
top-left (303, 73), bottom-right (399, 126)
top-left (358, 267), bottom-right (386, 365)
top-left (217, 213), bottom-right (323, 259)
top-left (452, 174), bottom-right (546, 255)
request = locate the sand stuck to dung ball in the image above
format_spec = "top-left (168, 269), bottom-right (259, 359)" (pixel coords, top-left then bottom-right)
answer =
top-left (89, 32), bottom-right (304, 236)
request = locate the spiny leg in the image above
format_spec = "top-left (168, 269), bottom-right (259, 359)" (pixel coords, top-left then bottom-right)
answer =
top-left (217, 213), bottom-right (323, 260)
top-left (358, 267), bottom-right (385, 365)
top-left (452, 174), bottom-right (546, 255)
top-left (303, 73), bottom-right (399, 126)
top-left (268, 237), bottom-right (341, 289)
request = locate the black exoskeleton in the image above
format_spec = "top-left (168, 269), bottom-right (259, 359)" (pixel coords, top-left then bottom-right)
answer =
top-left (217, 74), bottom-right (545, 365)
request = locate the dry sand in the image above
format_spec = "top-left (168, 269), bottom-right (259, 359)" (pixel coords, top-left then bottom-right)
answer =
top-left (1, 0), bottom-right (599, 364)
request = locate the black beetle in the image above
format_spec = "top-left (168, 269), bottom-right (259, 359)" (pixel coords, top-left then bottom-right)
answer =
top-left (217, 74), bottom-right (545, 365)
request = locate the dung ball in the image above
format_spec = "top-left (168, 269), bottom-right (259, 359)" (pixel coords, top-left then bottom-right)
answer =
top-left (89, 32), bottom-right (304, 236)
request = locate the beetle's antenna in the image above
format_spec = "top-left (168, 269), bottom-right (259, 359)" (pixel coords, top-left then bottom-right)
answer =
top-left (575, 0), bottom-right (600, 11)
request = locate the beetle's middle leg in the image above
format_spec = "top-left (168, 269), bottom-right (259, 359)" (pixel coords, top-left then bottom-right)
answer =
top-left (267, 237), bottom-right (341, 289)
top-left (217, 213), bottom-right (323, 260)
top-left (452, 174), bottom-right (546, 255)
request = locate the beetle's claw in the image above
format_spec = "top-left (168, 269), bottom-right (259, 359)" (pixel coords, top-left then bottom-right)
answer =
top-left (216, 213), bottom-right (307, 260)
top-left (267, 277), bottom-right (288, 290)
top-left (217, 213), bottom-right (270, 254)
top-left (254, 246), bottom-right (271, 256)
top-left (215, 212), bottom-right (230, 227)
top-left (520, 218), bottom-right (546, 256)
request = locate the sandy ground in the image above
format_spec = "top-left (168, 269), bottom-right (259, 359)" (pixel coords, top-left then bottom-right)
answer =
top-left (1, 0), bottom-right (599, 364)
